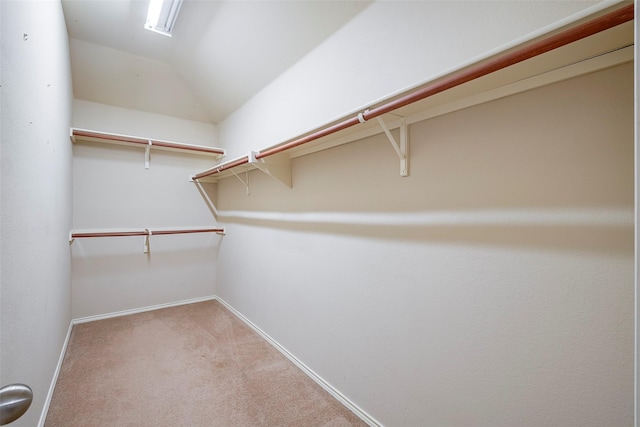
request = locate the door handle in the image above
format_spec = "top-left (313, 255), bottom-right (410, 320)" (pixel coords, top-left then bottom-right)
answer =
top-left (0, 384), bottom-right (32, 425)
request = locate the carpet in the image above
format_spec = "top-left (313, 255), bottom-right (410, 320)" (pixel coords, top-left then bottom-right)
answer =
top-left (45, 300), bottom-right (366, 426)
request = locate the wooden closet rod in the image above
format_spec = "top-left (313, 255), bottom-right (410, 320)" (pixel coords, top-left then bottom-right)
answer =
top-left (192, 2), bottom-right (634, 181)
top-left (71, 228), bottom-right (225, 239)
top-left (150, 228), bottom-right (224, 236)
top-left (73, 129), bottom-right (225, 156)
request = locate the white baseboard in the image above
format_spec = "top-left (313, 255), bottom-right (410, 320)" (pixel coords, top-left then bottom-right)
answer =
top-left (72, 295), bottom-right (217, 324)
top-left (214, 296), bottom-right (382, 427)
top-left (38, 320), bottom-right (73, 427)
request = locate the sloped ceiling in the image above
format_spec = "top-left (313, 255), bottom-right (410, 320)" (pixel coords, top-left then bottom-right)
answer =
top-left (62, 0), bottom-right (371, 123)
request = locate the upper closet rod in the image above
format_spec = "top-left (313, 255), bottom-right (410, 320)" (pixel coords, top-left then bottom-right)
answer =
top-left (192, 2), bottom-right (634, 181)
top-left (71, 228), bottom-right (225, 239)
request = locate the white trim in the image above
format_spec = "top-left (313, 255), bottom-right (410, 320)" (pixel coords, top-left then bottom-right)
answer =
top-left (215, 296), bottom-right (383, 427)
top-left (38, 321), bottom-right (73, 427)
top-left (72, 295), bottom-right (216, 324)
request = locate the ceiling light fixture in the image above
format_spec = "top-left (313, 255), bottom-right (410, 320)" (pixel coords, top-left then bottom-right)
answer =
top-left (145, 0), bottom-right (183, 37)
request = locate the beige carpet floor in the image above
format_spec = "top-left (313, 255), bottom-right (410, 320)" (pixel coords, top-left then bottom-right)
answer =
top-left (45, 300), bottom-right (366, 427)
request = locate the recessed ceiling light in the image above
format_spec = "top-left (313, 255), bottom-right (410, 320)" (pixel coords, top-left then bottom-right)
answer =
top-left (145, 0), bottom-right (183, 37)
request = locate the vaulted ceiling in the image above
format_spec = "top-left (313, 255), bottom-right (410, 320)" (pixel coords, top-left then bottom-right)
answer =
top-left (61, 0), bottom-right (371, 123)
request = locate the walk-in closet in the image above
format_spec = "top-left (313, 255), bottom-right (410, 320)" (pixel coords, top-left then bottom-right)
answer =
top-left (1, 1), bottom-right (638, 426)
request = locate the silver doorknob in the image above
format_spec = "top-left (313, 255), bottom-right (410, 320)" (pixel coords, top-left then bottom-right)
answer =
top-left (0, 384), bottom-right (32, 425)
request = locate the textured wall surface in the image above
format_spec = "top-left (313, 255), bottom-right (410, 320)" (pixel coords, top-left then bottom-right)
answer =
top-left (216, 63), bottom-right (634, 426)
top-left (0, 1), bottom-right (73, 425)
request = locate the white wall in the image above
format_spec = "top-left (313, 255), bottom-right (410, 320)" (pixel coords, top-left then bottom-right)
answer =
top-left (71, 101), bottom-right (221, 318)
top-left (0, 1), bottom-right (73, 426)
top-left (218, 0), bottom-right (607, 159)
top-left (215, 63), bottom-right (635, 425)
top-left (73, 99), bottom-right (218, 145)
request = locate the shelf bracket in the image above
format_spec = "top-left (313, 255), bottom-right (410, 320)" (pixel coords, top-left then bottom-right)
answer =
top-left (375, 117), bottom-right (408, 177)
top-left (143, 229), bottom-right (151, 253)
top-left (230, 168), bottom-right (250, 195)
top-left (145, 141), bottom-right (152, 169)
top-left (249, 151), bottom-right (292, 188)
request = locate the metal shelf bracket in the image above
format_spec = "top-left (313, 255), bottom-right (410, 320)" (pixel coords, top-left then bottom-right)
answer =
top-left (249, 150), bottom-right (292, 188)
top-left (376, 117), bottom-right (408, 177)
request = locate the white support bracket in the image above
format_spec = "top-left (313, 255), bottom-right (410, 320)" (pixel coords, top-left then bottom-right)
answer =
top-left (144, 229), bottom-right (151, 253)
top-left (375, 117), bottom-right (408, 177)
top-left (249, 151), bottom-right (292, 188)
top-left (230, 168), bottom-right (250, 195)
top-left (145, 141), bottom-right (152, 169)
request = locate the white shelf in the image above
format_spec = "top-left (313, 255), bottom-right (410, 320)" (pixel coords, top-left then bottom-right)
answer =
top-left (69, 227), bottom-right (226, 253)
top-left (192, 6), bottom-right (633, 185)
top-left (70, 128), bottom-right (225, 159)
top-left (70, 227), bottom-right (225, 239)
